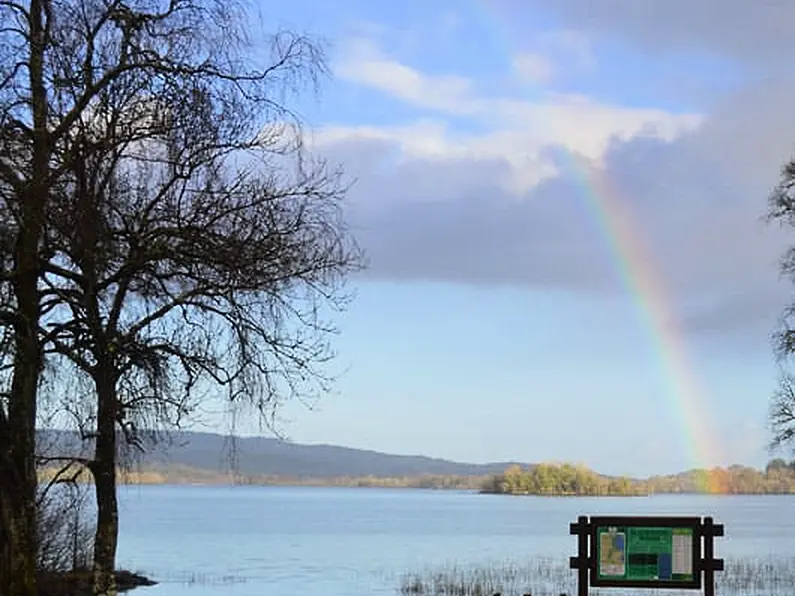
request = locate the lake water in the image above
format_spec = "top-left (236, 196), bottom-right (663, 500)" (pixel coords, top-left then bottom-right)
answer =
top-left (115, 486), bottom-right (795, 596)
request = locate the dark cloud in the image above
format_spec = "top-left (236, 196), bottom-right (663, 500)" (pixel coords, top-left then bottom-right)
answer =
top-left (527, 0), bottom-right (795, 63)
top-left (350, 154), bottom-right (621, 291)
top-left (682, 284), bottom-right (787, 337)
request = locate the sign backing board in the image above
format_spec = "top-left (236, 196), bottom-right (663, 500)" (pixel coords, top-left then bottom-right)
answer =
top-left (589, 516), bottom-right (702, 589)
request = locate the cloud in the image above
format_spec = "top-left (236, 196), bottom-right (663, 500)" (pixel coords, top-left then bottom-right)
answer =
top-left (333, 37), bottom-right (697, 126)
top-left (331, 40), bottom-right (700, 193)
top-left (320, 35), bottom-right (795, 337)
top-left (529, 0), bottom-right (795, 64)
top-left (329, 128), bottom-right (783, 292)
top-left (334, 39), bottom-right (475, 114)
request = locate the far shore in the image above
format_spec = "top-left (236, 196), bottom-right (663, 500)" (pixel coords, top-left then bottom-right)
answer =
top-left (36, 470), bottom-right (795, 496)
top-left (37, 459), bottom-right (795, 496)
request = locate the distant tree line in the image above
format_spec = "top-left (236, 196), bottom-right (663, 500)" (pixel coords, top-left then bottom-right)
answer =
top-left (37, 464), bottom-right (490, 490)
top-left (482, 460), bottom-right (795, 496)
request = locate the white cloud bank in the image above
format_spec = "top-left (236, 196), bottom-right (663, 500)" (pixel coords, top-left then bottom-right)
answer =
top-left (330, 38), bottom-right (700, 192)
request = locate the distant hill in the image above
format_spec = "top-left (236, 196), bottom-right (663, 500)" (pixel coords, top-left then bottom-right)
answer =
top-left (37, 430), bottom-right (521, 479)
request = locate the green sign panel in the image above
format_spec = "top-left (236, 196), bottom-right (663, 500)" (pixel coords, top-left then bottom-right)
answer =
top-left (589, 517), bottom-right (702, 589)
top-left (597, 526), bottom-right (694, 582)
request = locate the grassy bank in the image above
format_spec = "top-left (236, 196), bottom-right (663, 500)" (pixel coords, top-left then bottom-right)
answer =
top-left (399, 556), bottom-right (795, 596)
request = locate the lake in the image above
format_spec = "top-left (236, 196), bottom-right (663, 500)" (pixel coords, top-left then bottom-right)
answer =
top-left (115, 486), bottom-right (795, 596)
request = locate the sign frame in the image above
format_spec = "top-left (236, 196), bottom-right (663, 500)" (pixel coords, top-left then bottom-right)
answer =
top-left (588, 516), bottom-right (702, 589)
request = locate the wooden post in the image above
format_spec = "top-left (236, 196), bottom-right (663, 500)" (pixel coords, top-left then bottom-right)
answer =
top-left (577, 516), bottom-right (589, 596)
top-left (569, 515), bottom-right (590, 596)
top-left (702, 516), bottom-right (724, 596)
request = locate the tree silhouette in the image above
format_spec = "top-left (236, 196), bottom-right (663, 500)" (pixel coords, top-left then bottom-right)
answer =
top-left (0, 1), bottom-right (363, 593)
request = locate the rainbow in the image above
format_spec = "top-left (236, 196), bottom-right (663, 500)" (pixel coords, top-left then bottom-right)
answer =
top-left (555, 150), bottom-right (722, 491)
top-left (468, 0), bottom-right (723, 489)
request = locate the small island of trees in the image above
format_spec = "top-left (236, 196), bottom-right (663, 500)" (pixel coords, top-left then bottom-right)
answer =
top-left (481, 463), bottom-right (643, 496)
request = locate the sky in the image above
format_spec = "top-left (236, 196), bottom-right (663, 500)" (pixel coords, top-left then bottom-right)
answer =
top-left (209, 0), bottom-right (795, 477)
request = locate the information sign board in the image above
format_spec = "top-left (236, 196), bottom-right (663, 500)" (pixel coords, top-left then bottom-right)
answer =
top-left (589, 516), bottom-right (701, 589)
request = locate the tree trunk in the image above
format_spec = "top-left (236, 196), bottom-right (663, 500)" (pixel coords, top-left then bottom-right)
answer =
top-left (0, 248), bottom-right (43, 595)
top-left (0, 405), bottom-right (37, 596)
top-left (0, 409), bottom-right (13, 592)
top-left (0, 0), bottom-right (51, 592)
top-left (91, 369), bottom-right (119, 596)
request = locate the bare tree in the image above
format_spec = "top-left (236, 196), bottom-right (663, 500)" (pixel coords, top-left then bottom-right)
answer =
top-left (770, 372), bottom-right (795, 451)
top-left (46, 144), bottom-right (359, 595)
top-left (768, 159), bottom-right (795, 451)
top-left (1, 1), bottom-right (362, 594)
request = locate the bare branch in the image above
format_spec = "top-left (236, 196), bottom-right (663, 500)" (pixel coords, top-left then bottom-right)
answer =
top-left (768, 156), bottom-right (795, 452)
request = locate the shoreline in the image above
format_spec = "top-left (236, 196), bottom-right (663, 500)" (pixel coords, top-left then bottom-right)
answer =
top-left (38, 569), bottom-right (156, 596)
top-left (111, 482), bottom-right (795, 496)
top-left (38, 462), bottom-right (795, 496)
